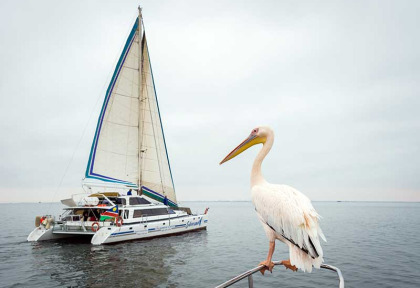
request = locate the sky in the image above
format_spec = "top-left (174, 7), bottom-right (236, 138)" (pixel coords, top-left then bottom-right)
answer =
top-left (0, 0), bottom-right (419, 203)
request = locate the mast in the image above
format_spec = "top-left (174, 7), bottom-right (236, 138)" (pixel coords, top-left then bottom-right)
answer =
top-left (137, 6), bottom-right (144, 193)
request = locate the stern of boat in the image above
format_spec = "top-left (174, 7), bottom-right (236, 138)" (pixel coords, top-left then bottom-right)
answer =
top-left (27, 225), bottom-right (71, 242)
top-left (90, 226), bottom-right (119, 245)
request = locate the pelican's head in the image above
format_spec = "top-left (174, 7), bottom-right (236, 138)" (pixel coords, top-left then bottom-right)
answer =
top-left (220, 126), bottom-right (272, 165)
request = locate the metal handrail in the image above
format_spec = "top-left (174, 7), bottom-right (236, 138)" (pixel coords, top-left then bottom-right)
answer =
top-left (215, 261), bottom-right (344, 288)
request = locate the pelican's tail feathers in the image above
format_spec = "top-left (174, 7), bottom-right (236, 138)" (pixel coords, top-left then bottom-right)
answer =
top-left (289, 244), bottom-right (324, 273)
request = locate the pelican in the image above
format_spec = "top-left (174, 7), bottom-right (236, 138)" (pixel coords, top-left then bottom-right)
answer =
top-left (220, 126), bottom-right (326, 274)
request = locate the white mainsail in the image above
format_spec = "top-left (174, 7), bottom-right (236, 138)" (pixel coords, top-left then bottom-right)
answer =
top-left (85, 15), bottom-right (177, 207)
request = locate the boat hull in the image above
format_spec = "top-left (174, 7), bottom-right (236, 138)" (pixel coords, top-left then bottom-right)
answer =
top-left (27, 225), bottom-right (74, 242)
top-left (28, 214), bottom-right (208, 245)
top-left (92, 213), bottom-right (208, 244)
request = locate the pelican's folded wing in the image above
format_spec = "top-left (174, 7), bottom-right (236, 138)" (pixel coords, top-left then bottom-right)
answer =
top-left (252, 184), bottom-right (326, 259)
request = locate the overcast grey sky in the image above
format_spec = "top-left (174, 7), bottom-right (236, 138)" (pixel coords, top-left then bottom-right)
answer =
top-left (0, 0), bottom-right (419, 202)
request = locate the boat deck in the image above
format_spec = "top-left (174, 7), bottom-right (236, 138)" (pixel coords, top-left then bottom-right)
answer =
top-left (50, 221), bottom-right (112, 236)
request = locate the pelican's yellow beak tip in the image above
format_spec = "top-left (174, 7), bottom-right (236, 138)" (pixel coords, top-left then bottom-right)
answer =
top-left (220, 134), bottom-right (266, 165)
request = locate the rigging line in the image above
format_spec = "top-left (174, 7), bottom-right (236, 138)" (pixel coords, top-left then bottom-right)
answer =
top-left (47, 83), bottom-right (102, 213)
top-left (47, 15), bottom-right (138, 213)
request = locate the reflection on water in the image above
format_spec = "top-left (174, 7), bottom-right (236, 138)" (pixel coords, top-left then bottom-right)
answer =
top-left (30, 231), bottom-right (208, 287)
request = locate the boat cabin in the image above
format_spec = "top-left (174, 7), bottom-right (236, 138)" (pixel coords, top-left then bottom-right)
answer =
top-left (58, 192), bottom-right (189, 228)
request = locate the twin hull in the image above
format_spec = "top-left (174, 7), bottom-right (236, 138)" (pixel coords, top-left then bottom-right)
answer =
top-left (28, 214), bottom-right (208, 245)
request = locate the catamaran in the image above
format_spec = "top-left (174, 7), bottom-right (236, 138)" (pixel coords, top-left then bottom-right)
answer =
top-left (28, 7), bottom-right (208, 245)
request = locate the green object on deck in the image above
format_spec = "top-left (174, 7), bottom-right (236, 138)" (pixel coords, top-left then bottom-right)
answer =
top-left (100, 215), bottom-right (114, 221)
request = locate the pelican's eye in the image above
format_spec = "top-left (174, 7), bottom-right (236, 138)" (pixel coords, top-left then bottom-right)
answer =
top-left (252, 128), bottom-right (258, 135)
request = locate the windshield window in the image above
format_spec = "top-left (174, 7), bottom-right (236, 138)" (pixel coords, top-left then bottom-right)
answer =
top-left (129, 197), bottom-right (150, 205)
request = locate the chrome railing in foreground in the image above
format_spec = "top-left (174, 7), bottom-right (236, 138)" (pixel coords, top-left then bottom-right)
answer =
top-left (215, 261), bottom-right (344, 288)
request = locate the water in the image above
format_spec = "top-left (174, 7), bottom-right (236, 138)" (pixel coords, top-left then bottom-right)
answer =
top-left (1, 201), bottom-right (419, 287)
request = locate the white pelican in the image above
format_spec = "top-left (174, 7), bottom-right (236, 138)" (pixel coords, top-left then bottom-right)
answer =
top-left (220, 126), bottom-right (326, 274)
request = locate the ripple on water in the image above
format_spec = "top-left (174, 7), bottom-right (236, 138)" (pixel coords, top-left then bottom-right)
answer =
top-left (0, 202), bottom-right (419, 287)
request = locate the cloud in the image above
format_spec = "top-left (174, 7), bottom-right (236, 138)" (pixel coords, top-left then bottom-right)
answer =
top-left (0, 0), bottom-right (419, 202)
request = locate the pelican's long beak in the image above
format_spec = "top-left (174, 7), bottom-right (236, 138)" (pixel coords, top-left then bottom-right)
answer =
top-left (220, 134), bottom-right (266, 165)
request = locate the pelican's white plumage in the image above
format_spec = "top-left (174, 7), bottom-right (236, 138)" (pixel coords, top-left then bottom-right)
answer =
top-left (252, 183), bottom-right (326, 272)
top-left (220, 126), bottom-right (326, 273)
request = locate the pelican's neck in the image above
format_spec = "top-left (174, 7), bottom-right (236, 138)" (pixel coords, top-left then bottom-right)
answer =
top-left (251, 133), bottom-right (273, 187)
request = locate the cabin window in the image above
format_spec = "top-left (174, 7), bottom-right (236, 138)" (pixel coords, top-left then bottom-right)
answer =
top-left (133, 208), bottom-right (169, 218)
top-left (129, 197), bottom-right (151, 205)
top-left (116, 198), bottom-right (126, 205)
top-left (133, 210), bottom-right (141, 218)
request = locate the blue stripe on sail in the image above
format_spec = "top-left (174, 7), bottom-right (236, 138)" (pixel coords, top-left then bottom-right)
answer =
top-left (142, 186), bottom-right (177, 207)
top-left (85, 19), bottom-right (139, 186)
top-left (86, 175), bottom-right (138, 187)
top-left (144, 39), bottom-right (177, 194)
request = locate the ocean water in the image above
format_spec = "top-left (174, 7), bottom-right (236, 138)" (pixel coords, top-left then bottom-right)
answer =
top-left (0, 201), bottom-right (419, 288)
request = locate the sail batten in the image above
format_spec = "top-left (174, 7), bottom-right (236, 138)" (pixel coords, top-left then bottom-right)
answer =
top-left (85, 16), bottom-right (177, 206)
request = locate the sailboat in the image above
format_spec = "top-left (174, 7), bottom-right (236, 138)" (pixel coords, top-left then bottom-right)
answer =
top-left (27, 7), bottom-right (208, 245)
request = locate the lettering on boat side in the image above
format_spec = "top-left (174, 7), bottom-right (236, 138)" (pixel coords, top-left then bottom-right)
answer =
top-left (186, 218), bottom-right (202, 228)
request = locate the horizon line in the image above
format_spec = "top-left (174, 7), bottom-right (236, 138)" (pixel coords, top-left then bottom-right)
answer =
top-left (0, 200), bottom-right (419, 204)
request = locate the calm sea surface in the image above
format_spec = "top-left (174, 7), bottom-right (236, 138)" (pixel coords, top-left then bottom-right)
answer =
top-left (0, 201), bottom-right (419, 287)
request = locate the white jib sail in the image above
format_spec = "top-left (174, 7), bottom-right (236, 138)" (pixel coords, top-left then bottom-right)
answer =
top-left (139, 36), bottom-right (177, 206)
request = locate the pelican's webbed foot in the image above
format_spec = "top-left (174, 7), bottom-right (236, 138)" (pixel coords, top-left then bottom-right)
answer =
top-left (281, 259), bottom-right (298, 272)
top-left (259, 260), bottom-right (275, 275)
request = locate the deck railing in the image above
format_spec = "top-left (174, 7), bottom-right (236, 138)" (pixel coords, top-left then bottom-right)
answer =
top-left (215, 261), bottom-right (344, 288)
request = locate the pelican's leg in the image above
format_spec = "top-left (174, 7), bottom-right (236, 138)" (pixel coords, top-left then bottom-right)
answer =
top-left (259, 241), bottom-right (275, 275)
top-left (281, 259), bottom-right (298, 272)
